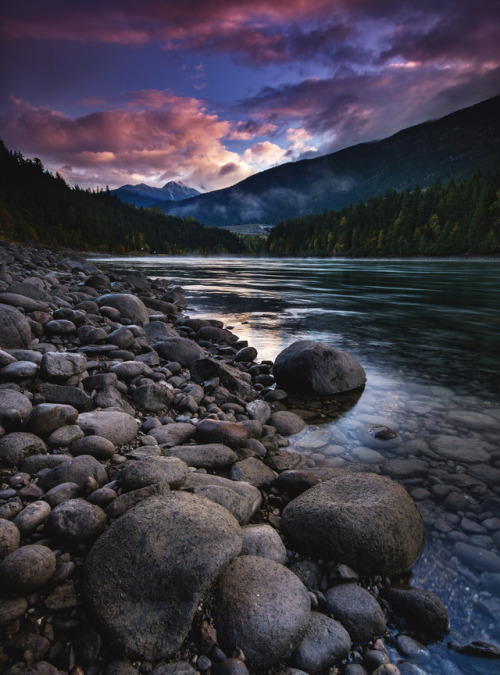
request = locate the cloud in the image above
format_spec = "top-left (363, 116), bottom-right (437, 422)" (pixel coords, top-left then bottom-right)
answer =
top-left (0, 92), bottom-right (262, 190)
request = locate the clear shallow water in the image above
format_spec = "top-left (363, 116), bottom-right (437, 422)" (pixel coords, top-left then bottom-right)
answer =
top-left (93, 256), bottom-right (500, 673)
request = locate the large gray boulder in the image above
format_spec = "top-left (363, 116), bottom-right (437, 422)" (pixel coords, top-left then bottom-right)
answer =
top-left (84, 492), bottom-right (242, 661)
top-left (97, 293), bottom-right (150, 326)
top-left (0, 304), bottom-right (31, 348)
top-left (214, 555), bottom-right (311, 670)
top-left (273, 340), bottom-right (366, 395)
top-left (282, 472), bottom-right (424, 575)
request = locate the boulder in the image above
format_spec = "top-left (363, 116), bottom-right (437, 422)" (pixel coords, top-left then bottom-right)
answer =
top-left (273, 340), bottom-right (366, 395)
top-left (214, 555), bottom-right (311, 670)
top-left (0, 304), bottom-right (32, 348)
top-left (282, 472), bottom-right (424, 575)
top-left (84, 492), bottom-right (242, 661)
top-left (383, 587), bottom-right (449, 634)
top-left (97, 293), bottom-right (150, 326)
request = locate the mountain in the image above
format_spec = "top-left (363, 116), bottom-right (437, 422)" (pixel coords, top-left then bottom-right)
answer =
top-left (110, 181), bottom-right (200, 208)
top-left (157, 95), bottom-right (500, 227)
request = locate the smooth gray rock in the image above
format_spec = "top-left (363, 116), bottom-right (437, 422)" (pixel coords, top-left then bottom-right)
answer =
top-left (454, 542), bottom-right (500, 572)
top-left (0, 304), bottom-right (32, 348)
top-left (23, 403), bottom-right (79, 435)
top-left (282, 472), bottom-right (424, 575)
top-left (48, 424), bottom-right (85, 447)
top-left (0, 389), bottom-right (32, 428)
top-left (118, 457), bottom-right (188, 490)
top-left (230, 456), bottom-right (278, 489)
top-left (1, 360), bottom-right (39, 379)
top-left (97, 293), bottom-right (150, 326)
top-left (270, 411), bottom-right (306, 436)
top-left (110, 361), bottom-right (146, 380)
top-left (106, 483), bottom-right (170, 519)
top-left (132, 383), bottom-right (174, 411)
top-left (40, 352), bottom-right (88, 380)
top-left (154, 337), bottom-right (204, 367)
top-left (185, 473), bottom-right (261, 525)
top-left (13, 501), bottom-right (52, 536)
top-left (144, 321), bottom-right (179, 343)
top-left (289, 612), bottom-right (352, 673)
top-left (149, 422), bottom-right (196, 447)
top-left (324, 583), bottom-right (386, 642)
top-left (195, 419), bottom-right (249, 448)
top-left (245, 399), bottom-right (272, 425)
top-left (84, 492), bottom-right (242, 661)
top-left (0, 431), bottom-right (47, 468)
top-left (38, 455), bottom-right (108, 491)
top-left (0, 544), bottom-right (56, 592)
top-left (77, 410), bottom-right (139, 445)
top-left (273, 340), bottom-right (366, 395)
top-left (169, 443), bottom-right (238, 469)
top-left (0, 518), bottom-right (21, 560)
top-left (241, 524), bottom-right (287, 563)
top-left (214, 555), bottom-right (311, 670)
top-left (43, 482), bottom-right (81, 507)
top-left (70, 435), bottom-right (115, 460)
top-left (46, 498), bottom-right (106, 541)
top-left (40, 383), bottom-right (92, 409)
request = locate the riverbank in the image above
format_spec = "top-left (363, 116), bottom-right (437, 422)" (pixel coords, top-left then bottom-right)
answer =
top-left (0, 240), bottom-right (497, 675)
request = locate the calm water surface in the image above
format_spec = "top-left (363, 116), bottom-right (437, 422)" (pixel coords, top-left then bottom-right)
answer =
top-left (94, 256), bottom-right (500, 673)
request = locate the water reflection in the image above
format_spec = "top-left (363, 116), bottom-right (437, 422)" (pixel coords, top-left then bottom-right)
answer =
top-left (94, 255), bottom-right (500, 673)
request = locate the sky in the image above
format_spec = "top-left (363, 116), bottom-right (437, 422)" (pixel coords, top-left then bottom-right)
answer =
top-left (1, 1), bottom-right (499, 193)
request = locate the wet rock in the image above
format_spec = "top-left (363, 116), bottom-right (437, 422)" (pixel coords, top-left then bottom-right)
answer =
top-left (241, 523), bottom-right (287, 563)
top-left (230, 456), bottom-right (278, 489)
top-left (396, 635), bottom-right (430, 662)
top-left (0, 518), bottom-right (21, 560)
top-left (84, 492), bottom-right (242, 661)
top-left (270, 411), bottom-right (306, 436)
top-left (13, 500), bottom-right (52, 535)
top-left (154, 337), bottom-right (204, 367)
top-left (235, 346), bottom-right (258, 362)
top-left (383, 587), bottom-right (449, 634)
top-left (1, 359), bottom-right (39, 379)
top-left (168, 443), bottom-right (237, 469)
top-left (325, 583), bottom-right (386, 642)
top-left (97, 293), bottom-right (150, 325)
top-left (69, 434), bottom-right (115, 460)
top-left (428, 435), bottom-right (491, 462)
top-left (289, 612), bottom-right (352, 673)
top-left (46, 498), bottom-right (106, 540)
top-left (0, 544), bottom-right (56, 592)
top-left (282, 472), bottom-right (424, 575)
top-left (214, 555), bottom-right (311, 670)
top-left (195, 419), bottom-right (248, 448)
top-left (40, 351), bottom-right (88, 381)
top-left (454, 542), bottom-right (500, 572)
top-left (0, 388), bottom-right (33, 428)
top-left (77, 410), bottom-right (139, 445)
top-left (0, 304), bottom-right (32, 348)
top-left (273, 340), bottom-right (366, 395)
top-left (382, 459), bottom-right (428, 479)
top-left (39, 454), bottom-right (108, 491)
top-left (118, 457), bottom-right (188, 490)
top-left (0, 431), bottom-right (47, 468)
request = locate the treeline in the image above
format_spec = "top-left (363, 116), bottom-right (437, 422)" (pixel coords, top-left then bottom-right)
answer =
top-left (266, 171), bottom-right (500, 256)
top-left (0, 140), bottom-right (244, 255)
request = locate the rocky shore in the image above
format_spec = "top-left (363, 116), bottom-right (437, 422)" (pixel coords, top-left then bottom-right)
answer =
top-left (0, 240), bottom-right (453, 675)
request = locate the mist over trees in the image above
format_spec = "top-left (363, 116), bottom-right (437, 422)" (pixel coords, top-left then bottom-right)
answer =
top-left (266, 172), bottom-right (500, 257)
top-left (0, 140), bottom-right (244, 255)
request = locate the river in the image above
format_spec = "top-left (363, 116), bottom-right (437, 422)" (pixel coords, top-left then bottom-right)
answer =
top-left (92, 256), bottom-right (500, 674)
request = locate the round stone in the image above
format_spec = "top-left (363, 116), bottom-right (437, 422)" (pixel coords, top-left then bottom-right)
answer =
top-left (282, 472), bottom-right (424, 575)
top-left (0, 544), bottom-right (56, 592)
top-left (290, 612), bottom-right (352, 672)
top-left (324, 583), bottom-right (386, 642)
top-left (0, 518), bottom-right (21, 560)
top-left (46, 498), bottom-right (106, 541)
top-left (273, 340), bottom-right (366, 395)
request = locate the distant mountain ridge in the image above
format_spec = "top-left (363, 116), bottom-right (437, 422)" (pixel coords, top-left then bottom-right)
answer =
top-left (156, 94), bottom-right (500, 227)
top-left (110, 181), bottom-right (200, 208)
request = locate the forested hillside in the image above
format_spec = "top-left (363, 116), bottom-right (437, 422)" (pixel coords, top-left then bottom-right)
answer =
top-left (0, 141), bottom-right (244, 255)
top-left (266, 172), bottom-right (500, 256)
